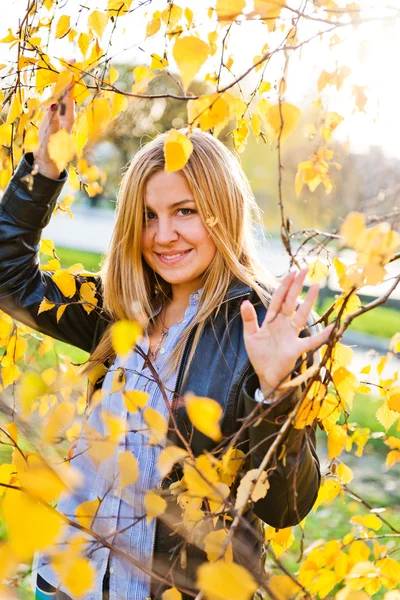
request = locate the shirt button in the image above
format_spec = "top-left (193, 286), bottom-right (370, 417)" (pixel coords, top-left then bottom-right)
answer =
top-left (109, 567), bottom-right (115, 574)
top-left (159, 347), bottom-right (166, 355)
top-left (182, 319), bottom-right (187, 324)
top-left (193, 293), bottom-right (199, 300)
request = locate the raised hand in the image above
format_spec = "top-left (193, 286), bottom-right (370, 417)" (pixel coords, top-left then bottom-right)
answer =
top-left (240, 268), bottom-right (334, 396)
top-left (33, 82), bottom-right (76, 180)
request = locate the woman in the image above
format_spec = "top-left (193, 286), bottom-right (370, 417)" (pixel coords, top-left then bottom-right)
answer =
top-left (0, 87), bottom-right (332, 600)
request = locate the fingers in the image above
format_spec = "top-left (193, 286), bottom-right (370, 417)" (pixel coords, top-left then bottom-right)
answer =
top-left (292, 283), bottom-right (320, 328)
top-left (281, 267), bottom-right (308, 316)
top-left (298, 323), bottom-right (334, 353)
top-left (268, 270), bottom-right (296, 315)
top-left (240, 300), bottom-right (259, 337)
top-left (58, 81), bottom-right (76, 132)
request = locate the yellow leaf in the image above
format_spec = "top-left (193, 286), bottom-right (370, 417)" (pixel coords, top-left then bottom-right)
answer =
top-left (48, 129), bottom-right (76, 172)
top-left (43, 402), bottom-right (75, 443)
top-left (264, 526), bottom-right (295, 558)
top-left (88, 10), bottom-right (108, 39)
top-left (307, 259), bottom-right (329, 284)
top-left (351, 514), bottom-right (382, 531)
top-left (83, 422), bottom-right (116, 467)
top-left (313, 478), bottom-right (341, 511)
top-left (337, 462), bottom-right (353, 484)
top-left (3, 489), bottom-right (63, 560)
top-left (204, 529), bottom-right (233, 562)
top-left (376, 400), bottom-right (398, 431)
top-left (259, 102), bottom-right (301, 142)
top-left (0, 123), bottom-right (12, 146)
top-left (386, 449), bottom-right (400, 468)
top-left (132, 65), bottom-right (154, 94)
top-left (111, 319), bottom-right (142, 357)
top-left (36, 56), bottom-right (59, 91)
top-left (197, 560), bottom-right (258, 600)
top-left (183, 454), bottom-right (219, 499)
top-left (235, 468), bottom-right (269, 510)
top-left (6, 94), bottom-right (23, 125)
top-left (146, 17), bottom-right (161, 38)
top-left (56, 304), bottom-right (68, 323)
top-left (328, 424), bottom-right (348, 459)
top-left (172, 35), bottom-right (210, 90)
top-left (268, 575), bottom-right (302, 600)
top-left (294, 381), bottom-right (326, 429)
top-left (108, 0), bottom-right (132, 14)
top-left (334, 292), bottom-right (361, 317)
top-left (313, 568), bottom-right (338, 598)
top-left (17, 454), bottom-right (72, 504)
top-left (80, 281), bottom-right (98, 314)
top-left (117, 451), bottom-right (139, 489)
top-left (38, 298), bottom-right (56, 314)
top-left (144, 490), bottom-right (167, 523)
top-left (387, 387), bottom-right (400, 412)
top-left (86, 97), bottom-right (111, 141)
top-left (219, 447), bottom-right (245, 486)
top-left (17, 371), bottom-right (47, 413)
top-left (59, 556), bottom-right (95, 598)
top-left (164, 129), bottom-right (194, 173)
top-left (332, 366), bottom-right (358, 411)
top-left (216, 0), bottom-right (245, 21)
top-left (109, 66), bottom-right (119, 85)
top-left (160, 5), bottom-right (182, 27)
top-left (184, 7), bottom-right (193, 28)
top-left (187, 92), bottom-right (234, 136)
top-left (251, 113), bottom-right (261, 137)
top-left (151, 53), bottom-right (168, 70)
top-left (40, 238), bottom-right (56, 257)
top-left (143, 407), bottom-right (168, 445)
top-left (78, 32), bottom-right (90, 58)
top-left (185, 393), bottom-right (222, 441)
top-left (111, 92), bottom-right (128, 119)
top-left (157, 445), bottom-right (188, 477)
top-left (75, 498), bottom-right (100, 529)
top-left (161, 588), bottom-right (182, 600)
top-left (1, 364), bottom-right (20, 389)
top-left (340, 212), bottom-right (366, 248)
top-left (122, 389), bottom-right (149, 412)
top-left (111, 367), bottom-right (126, 393)
top-left (258, 81), bottom-right (271, 94)
top-left (55, 15), bottom-right (70, 39)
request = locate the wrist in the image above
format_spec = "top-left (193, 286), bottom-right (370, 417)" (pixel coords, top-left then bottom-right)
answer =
top-left (33, 152), bottom-right (61, 180)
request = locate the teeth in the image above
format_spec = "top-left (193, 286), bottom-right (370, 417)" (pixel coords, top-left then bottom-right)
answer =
top-left (161, 252), bottom-right (185, 259)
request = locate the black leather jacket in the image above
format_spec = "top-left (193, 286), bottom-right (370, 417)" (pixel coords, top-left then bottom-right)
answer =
top-left (0, 154), bottom-right (321, 599)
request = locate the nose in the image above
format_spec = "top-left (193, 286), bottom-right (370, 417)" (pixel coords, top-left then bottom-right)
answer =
top-left (153, 216), bottom-right (179, 246)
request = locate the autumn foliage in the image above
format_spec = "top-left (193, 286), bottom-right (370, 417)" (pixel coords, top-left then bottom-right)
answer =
top-left (0, 1), bottom-right (400, 599)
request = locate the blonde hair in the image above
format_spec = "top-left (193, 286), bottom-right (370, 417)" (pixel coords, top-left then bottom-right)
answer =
top-left (81, 128), bottom-right (276, 380)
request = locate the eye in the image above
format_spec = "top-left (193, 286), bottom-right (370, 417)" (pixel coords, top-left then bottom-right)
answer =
top-left (177, 208), bottom-right (195, 216)
top-left (144, 210), bottom-right (157, 221)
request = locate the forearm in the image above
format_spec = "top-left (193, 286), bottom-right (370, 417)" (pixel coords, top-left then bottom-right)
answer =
top-left (243, 372), bottom-right (321, 528)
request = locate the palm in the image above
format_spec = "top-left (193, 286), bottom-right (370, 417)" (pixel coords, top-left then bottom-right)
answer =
top-left (240, 268), bottom-right (333, 393)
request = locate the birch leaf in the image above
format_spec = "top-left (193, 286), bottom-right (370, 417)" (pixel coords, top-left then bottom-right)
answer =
top-left (164, 129), bottom-right (193, 173)
top-left (118, 451), bottom-right (139, 488)
top-left (235, 468), bottom-right (269, 510)
top-left (185, 393), bottom-right (222, 441)
top-left (48, 129), bottom-right (76, 172)
top-left (172, 36), bottom-right (209, 90)
top-left (144, 490), bottom-right (167, 523)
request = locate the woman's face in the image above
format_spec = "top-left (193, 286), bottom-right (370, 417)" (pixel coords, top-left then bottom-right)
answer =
top-left (142, 170), bottom-right (217, 296)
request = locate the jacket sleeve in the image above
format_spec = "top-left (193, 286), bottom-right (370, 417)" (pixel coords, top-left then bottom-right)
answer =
top-left (241, 370), bottom-right (321, 529)
top-left (0, 153), bottom-right (105, 353)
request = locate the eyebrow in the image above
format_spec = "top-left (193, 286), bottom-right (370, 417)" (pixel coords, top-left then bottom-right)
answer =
top-left (144, 199), bottom-right (196, 210)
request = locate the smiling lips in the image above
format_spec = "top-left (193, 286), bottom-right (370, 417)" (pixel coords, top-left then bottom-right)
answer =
top-left (155, 249), bottom-right (192, 265)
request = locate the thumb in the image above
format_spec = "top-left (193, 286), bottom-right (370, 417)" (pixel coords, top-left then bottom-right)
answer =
top-left (240, 300), bottom-right (259, 337)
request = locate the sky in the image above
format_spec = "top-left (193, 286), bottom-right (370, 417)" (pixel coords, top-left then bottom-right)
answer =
top-left (1, 0), bottom-right (400, 159)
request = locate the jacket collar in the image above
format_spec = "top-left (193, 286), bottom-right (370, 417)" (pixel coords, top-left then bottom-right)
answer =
top-left (223, 279), bottom-right (253, 303)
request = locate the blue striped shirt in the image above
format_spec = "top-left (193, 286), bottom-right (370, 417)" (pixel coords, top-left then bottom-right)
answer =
top-left (37, 290), bottom-right (201, 599)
